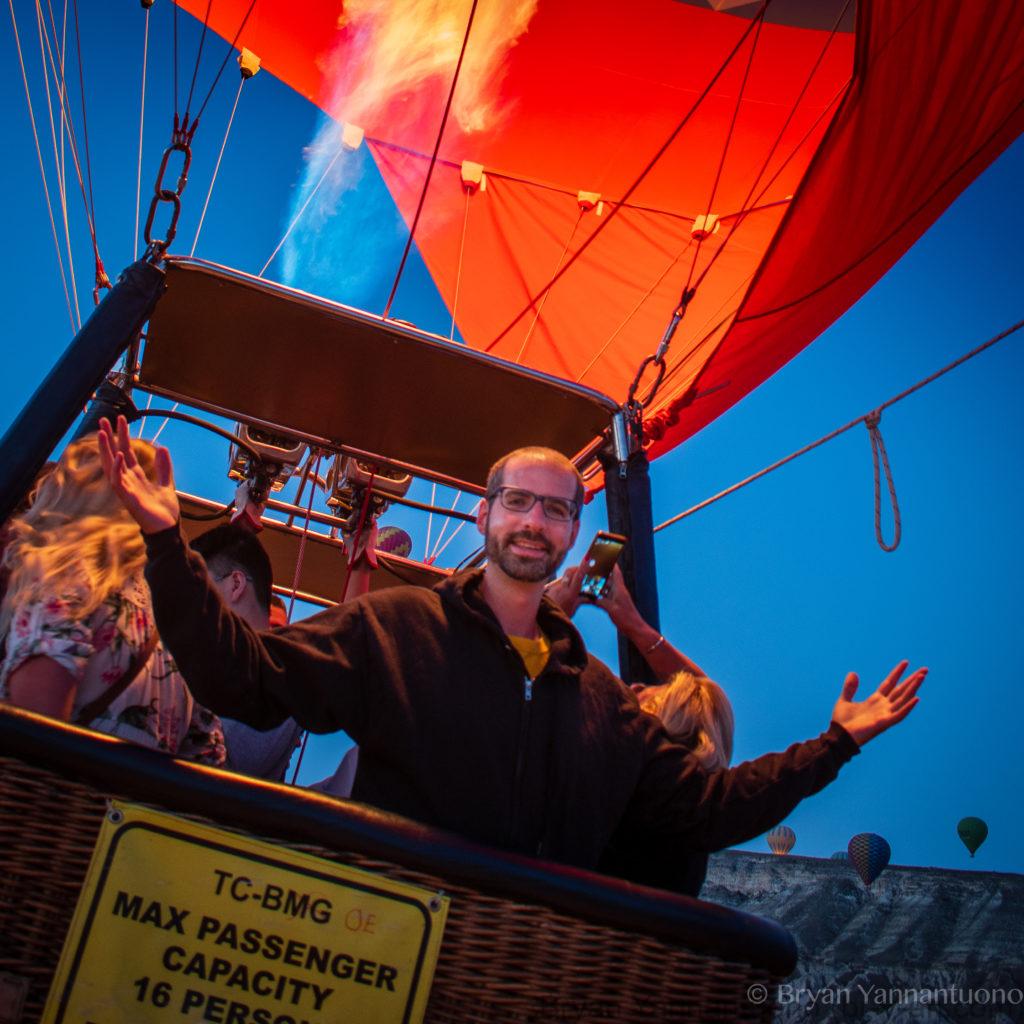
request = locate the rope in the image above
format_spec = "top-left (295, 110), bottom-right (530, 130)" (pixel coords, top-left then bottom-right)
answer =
top-left (10, 0), bottom-right (77, 333)
top-left (483, 1), bottom-right (771, 354)
top-left (514, 210), bottom-right (584, 364)
top-left (190, 76), bottom-right (246, 256)
top-left (865, 410), bottom-right (901, 551)
top-left (134, 3), bottom-right (150, 260)
top-left (652, 317), bottom-right (1024, 534)
top-left (382, 0), bottom-right (480, 320)
top-left (449, 187), bottom-right (472, 342)
top-left (258, 144), bottom-right (346, 277)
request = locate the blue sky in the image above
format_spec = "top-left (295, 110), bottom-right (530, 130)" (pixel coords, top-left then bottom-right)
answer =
top-left (2, 3), bottom-right (1021, 875)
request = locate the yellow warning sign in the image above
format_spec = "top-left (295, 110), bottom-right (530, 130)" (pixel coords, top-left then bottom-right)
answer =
top-left (43, 802), bottom-right (449, 1024)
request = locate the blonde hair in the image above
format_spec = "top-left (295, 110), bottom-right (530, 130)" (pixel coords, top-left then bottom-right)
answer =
top-left (1, 435), bottom-right (156, 634)
top-left (640, 672), bottom-right (735, 770)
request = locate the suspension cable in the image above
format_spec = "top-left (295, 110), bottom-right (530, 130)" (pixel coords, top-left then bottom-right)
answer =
top-left (285, 449), bottom-right (326, 788)
top-left (449, 187), bottom-right (472, 342)
top-left (191, 76), bottom-right (246, 256)
top-left (134, 3), bottom-right (150, 260)
top-left (688, 0), bottom-right (854, 301)
top-left (424, 481), bottom-right (437, 560)
top-left (70, 0), bottom-right (109, 302)
top-left (10, 0), bottom-right (76, 333)
top-left (33, 0), bottom-right (80, 328)
top-left (183, 0), bottom-right (213, 119)
top-left (36, 0), bottom-right (100, 285)
top-left (644, 78), bottom-right (852, 407)
top-left (652, 318), bottom-right (1024, 534)
top-left (515, 210), bottom-right (584, 364)
top-left (624, 12), bottom-right (767, 414)
top-left (678, 11), bottom-right (765, 307)
top-left (193, 0), bottom-right (258, 125)
top-left (572, 58), bottom-right (846, 391)
top-left (428, 490), bottom-right (463, 562)
top-left (382, 0), bottom-right (480, 320)
top-left (575, 240), bottom-right (695, 385)
top-left (258, 143), bottom-right (346, 276)
top-left (432, 516), bottom-right (469, 563)
top-left (483, 1), bottom-right (771, 355)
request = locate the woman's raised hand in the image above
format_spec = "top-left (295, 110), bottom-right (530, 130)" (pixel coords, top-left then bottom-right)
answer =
top-left (98, 415), bottom-right (180, 534)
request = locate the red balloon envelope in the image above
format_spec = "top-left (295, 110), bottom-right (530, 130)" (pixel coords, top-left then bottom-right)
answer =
top-left (176, 0), bottom-right (1024, 461)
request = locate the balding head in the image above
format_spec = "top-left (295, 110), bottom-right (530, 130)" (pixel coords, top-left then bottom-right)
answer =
top-left (485, 447), bottom-right (584, 518)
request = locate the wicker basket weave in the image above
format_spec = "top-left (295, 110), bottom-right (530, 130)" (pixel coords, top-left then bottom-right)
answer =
top-left (0, 708), bottom-right (793, 1024)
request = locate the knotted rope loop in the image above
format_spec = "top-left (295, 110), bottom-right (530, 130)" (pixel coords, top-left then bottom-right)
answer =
top-left (865, 409), bottom-right (901, 552)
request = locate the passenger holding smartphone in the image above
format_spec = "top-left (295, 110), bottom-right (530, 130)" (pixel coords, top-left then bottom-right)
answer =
top-left (548, 563), bottom-right (704, 683)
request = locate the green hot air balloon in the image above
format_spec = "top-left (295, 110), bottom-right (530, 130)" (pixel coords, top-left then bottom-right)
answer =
top-left (957, 817), bottom-right (988, 857)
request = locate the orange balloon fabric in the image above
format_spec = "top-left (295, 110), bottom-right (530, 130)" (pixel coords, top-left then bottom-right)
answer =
top-left (176, 0), bottom-right (1024, 461)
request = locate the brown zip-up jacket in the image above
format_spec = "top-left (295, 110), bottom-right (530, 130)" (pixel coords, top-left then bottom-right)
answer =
top-left (145, 525), bottom-right (859, 869)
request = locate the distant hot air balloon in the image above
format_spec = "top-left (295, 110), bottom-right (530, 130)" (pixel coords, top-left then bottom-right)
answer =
top-left (830, 851), bottom-right (849, 862)
top-left (957, 817), bottom-right (988, 858)
top-left (767, 825), bottom-right (796, 856)
top-left (377, 525), bottom-right (413, 558)
top-left (847, 833), bottom-right (891, 887)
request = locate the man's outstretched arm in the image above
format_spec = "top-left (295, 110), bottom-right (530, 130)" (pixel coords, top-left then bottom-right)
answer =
top-left (98, 417), bottom-right (369, 735)
top-left (632, 660), bottom-right (927, 851)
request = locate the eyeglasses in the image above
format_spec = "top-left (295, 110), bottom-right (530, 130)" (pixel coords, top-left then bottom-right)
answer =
top-left (213, 570), bottom-right (253, 584)
top-left (489, 486), bottom-right (578, 522)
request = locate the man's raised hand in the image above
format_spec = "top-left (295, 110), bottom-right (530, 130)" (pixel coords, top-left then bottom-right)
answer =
top-left (831, 659), bottom-right (927, 747)
top-left (98, 415), bottom-right (180, 534)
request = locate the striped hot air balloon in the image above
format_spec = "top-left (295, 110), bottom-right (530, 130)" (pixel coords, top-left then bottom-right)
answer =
top-left (848, 833), bottom-right (891, 887)
top-left (767, 825), bottom-right (795, 856)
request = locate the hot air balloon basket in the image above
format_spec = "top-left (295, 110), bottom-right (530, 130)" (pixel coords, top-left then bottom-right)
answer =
top-left (0, 707), bottom-right (795, 1023)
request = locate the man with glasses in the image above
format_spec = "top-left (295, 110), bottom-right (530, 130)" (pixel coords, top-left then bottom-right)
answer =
top-left (99, 416), bottom-right (925, 871)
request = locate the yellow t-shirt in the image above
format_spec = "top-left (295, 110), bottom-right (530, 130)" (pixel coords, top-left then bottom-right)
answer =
top-left (509, 632), bottom-right (551, 680)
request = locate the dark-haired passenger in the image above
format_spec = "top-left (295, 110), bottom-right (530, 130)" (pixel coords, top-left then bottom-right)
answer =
top-left (190, 524), bottom-right (301, 781)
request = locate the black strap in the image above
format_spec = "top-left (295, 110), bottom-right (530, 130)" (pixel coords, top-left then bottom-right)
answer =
top-left (74, 630), bottom-right (159, 727)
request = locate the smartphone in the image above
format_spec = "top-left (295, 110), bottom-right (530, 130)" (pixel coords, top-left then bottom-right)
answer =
top-left (579, 531), bottom-right (627, 600)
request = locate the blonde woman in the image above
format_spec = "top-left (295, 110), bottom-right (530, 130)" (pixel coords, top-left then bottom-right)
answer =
top-left (632, 672), bottom-right (734, 773)
top-left (0, 435), bottom-right (225, 764)
top-left (548, 565), bottom-right (734, 895)
top-left (599, 672), bottom-right (735, 897)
